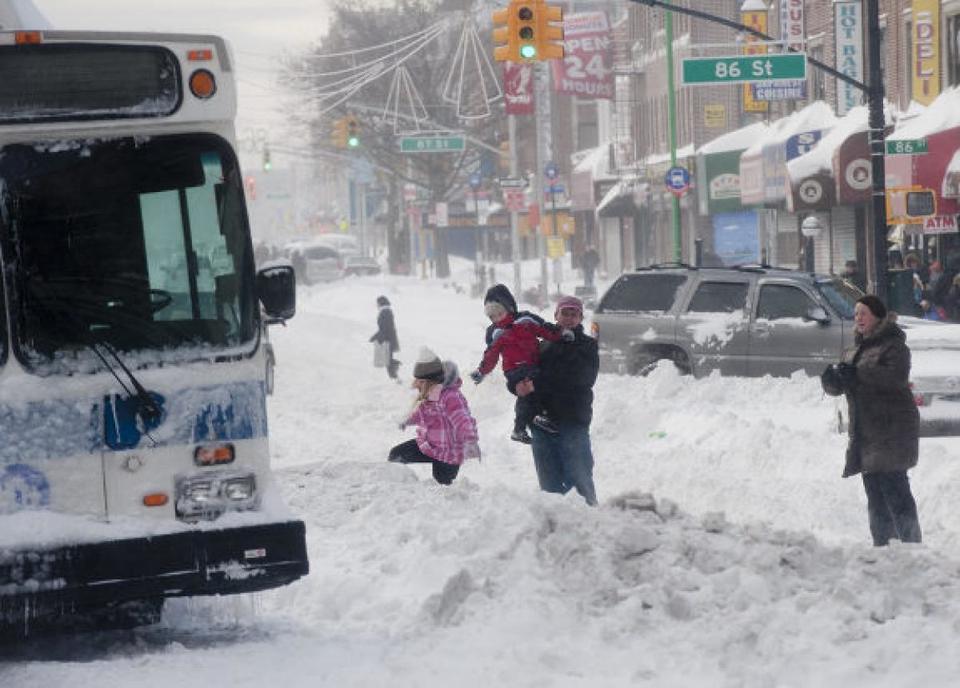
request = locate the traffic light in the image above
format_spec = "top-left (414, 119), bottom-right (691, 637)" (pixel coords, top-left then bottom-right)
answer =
top-left (331, 117), bottom-right (348, 148)
top-left (492, 0), bottom-right (564, 62)
top-left (492, 6), bottom-right (515, 62)
top-left (516, 1), bottom-right (537, 60)
top-left (537, 1), bottom-right (564, 60)
top-left (262, 144), bottom-right (272, 172)
top-left (346, 116), bottom-right (360, 148)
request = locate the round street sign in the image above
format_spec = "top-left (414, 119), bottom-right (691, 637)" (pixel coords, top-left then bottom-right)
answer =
top-left (544, 161), bottom-right (559, 180)
top-left (469, 171), bottom-right (482, 190)
top-left (665, 165), bottom-right (691, 197)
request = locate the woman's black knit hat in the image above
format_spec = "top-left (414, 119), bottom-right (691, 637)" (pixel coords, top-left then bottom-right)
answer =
top-left (377, 295), bottom-right (390, 307)
top-left (857, 294), bottom-right (887, 320)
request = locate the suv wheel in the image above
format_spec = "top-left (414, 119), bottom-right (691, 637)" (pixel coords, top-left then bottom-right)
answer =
top-left (628, 348), bottom-right (690, 377)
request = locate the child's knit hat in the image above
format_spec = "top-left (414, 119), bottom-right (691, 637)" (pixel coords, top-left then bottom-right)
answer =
top-left (413, 347), bottom-right (444, 382)
top-left (483, 283), bottom-right (517, 314)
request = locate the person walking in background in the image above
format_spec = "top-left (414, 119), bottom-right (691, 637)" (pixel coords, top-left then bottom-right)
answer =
top-left (390, 348), bottom-right (480, 485)
top-left (370, 295), bottom-right (400, 380)
top-left (841, 259), bottom-right (866, 292)
top-left (469, 284), bottom-right (567, 444)
top-left (516, 296), bottom-right (599, 506)
top-left (821, 295), bottom-right (921, 547)
top-left (580, 245), bottom-right (600, 288)
top-left (946, 274), bottom-right (960, 322)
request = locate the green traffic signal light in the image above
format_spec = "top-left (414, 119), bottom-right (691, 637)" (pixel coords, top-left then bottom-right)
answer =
top-left (347, 136), bottom-right (359, 148)
top-left (520, 44), bottom-right (536, 59)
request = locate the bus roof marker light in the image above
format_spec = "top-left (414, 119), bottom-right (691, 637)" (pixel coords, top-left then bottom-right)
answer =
top-left (15, 31), bottom-right (42, 45)
top-left (189, 69), bottom-right (217, 99)
top-left (187, 49), bottom-right (213, 61)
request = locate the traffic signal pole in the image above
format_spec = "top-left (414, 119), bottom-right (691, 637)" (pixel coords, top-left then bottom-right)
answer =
top-left (664, 1), bottom-right (682, 263)
top-left (508, 114), bottom-right (522, 297)
top-left (534, 60), bottom-right (550, 306)
top-left (631, 0), bottom-right (888, 298)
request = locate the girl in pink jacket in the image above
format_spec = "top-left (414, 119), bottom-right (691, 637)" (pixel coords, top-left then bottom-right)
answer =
top-left (389, 347), bottom-right (480, 485)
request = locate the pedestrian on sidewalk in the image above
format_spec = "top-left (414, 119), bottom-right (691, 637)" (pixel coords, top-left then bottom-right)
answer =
top-left (516, 295), bottom-right (599, 506)
top-left (370, 295), bottom-right (400, 380)
top-left (821, 295), bottom-right (922, 546)
top-left (469, 284), bottom-right (567, 444)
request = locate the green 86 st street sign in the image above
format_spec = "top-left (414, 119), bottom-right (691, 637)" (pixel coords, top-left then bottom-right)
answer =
top-left (681, 54), bottom-right (806, 85)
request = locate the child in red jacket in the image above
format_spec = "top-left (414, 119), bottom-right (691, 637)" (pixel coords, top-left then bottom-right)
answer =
top-left (469, 284), bottom-right (570, 443)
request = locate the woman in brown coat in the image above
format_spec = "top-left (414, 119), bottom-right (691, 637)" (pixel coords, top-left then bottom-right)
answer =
top-left (821, 295), bottom-right (922, 546)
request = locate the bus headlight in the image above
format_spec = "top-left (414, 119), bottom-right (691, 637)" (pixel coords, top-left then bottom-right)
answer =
top-left (175, 470), bottom-right (259, 521)
top-left (223, 475), bottom-right (256, 501)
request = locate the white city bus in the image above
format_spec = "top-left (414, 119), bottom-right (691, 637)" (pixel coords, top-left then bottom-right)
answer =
top-left (0, 29), bottom-right (307, 635)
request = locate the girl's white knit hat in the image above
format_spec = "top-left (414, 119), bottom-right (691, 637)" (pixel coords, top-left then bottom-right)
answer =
top-left (413, 347), bottom-right (443, 381)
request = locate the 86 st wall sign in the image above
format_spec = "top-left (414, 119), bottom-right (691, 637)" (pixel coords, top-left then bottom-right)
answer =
top-left (551, 12), bottom-right (613, 100)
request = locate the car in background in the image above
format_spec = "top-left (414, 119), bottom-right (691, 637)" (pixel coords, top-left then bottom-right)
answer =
top-left (590, 264), bottom-right (861, 378)
top-left (342, 254), bottom-right (381, 276)
top-left (836, 320), bottom-right (960, 437)
top-left (284, 240), bottom-right (343, 285)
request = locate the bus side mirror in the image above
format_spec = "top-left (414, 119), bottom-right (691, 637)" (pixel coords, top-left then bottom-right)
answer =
top-left (257, 264), bottom-right (296, 321)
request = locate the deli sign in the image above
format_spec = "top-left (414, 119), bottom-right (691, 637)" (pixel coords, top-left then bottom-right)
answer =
top-left (551, 12), bottom-right (614, 100)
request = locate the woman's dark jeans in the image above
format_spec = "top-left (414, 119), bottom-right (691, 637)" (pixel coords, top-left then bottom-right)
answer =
top-left (861, 471), bottom-right (922, 546)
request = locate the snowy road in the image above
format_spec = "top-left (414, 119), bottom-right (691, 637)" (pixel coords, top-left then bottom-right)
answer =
top-left (5, 261), bottom-right (960, 687)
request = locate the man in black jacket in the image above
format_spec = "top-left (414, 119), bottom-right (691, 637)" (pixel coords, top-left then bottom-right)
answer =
top-left (516, 295), bottom-right (599, 505)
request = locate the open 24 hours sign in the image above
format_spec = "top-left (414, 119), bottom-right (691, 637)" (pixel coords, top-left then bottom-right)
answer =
top-left (551, 12), bottom-right (613, 100)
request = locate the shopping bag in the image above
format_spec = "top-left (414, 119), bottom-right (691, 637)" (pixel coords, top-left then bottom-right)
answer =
top-left (373, 341), bottom-right (390, 368)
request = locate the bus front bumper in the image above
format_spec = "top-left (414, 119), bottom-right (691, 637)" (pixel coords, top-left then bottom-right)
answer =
top-left (0, 520), bottom-right (308, 624)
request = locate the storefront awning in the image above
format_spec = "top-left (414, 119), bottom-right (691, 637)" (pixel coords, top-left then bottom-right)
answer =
top-left (696, 122), bottom-right (768, 215)
top-left (941, 149), bottom-right (960, 199)
top-left (885, 87), bottom-right (960, 220)
top-left (596, 178), bottom-right (647, 218)
top-left (570, 142), bottom-right (615, 211)
top-left (786, 106), bottom-right (874, 212)
top-left (740, 101), bottom-right (836, 207)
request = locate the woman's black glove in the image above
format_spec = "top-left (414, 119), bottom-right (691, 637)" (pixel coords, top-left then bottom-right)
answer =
top-left (834, 362), bottom-right (857, 388)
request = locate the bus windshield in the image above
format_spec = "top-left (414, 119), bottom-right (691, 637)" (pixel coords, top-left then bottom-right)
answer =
top-left (0, 133), bottom-right (257, 373)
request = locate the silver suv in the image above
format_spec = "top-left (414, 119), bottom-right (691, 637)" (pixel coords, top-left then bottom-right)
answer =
top-left (591, 264), bottom-right (862, 377)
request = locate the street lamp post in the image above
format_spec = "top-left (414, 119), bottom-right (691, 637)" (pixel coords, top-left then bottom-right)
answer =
top-left (801, 215), bottom-right (823, 273)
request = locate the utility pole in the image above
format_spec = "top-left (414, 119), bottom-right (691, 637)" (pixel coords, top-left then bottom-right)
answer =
top-left (865, 0), bottom-right (887, 300)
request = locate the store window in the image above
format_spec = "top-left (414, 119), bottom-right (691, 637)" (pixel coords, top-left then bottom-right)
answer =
top-left (948, 13), bottom-right (960, 87)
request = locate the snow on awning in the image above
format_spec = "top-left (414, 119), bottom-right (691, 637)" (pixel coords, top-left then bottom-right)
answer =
top-left (571, 142), bottom-right (616, 211)
top-left (595, 177), bottom-right (647, 218)
top-left (886, 87), bottom-right (960, 217)
top-left (943, 149), bottom-right (960, 199)
top-left (740, 101), bottom-right (837, 206)
top-left (572, 142), bottom-right (616, 180)
top-left (696, 122), bottom-right (768, 157)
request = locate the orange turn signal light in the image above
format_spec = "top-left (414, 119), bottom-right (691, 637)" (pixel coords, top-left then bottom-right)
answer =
top-left (194, 443), bottom-right (235, 466)
top-left (143, 493), bottom-right (169, 507)
top-left (187, 49), bottom-right (213, 62)
top-left (189, 69), bottom-right (216, 99)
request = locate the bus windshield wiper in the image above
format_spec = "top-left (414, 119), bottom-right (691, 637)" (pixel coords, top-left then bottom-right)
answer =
top-left (23, 282), bottom-right (164, 441)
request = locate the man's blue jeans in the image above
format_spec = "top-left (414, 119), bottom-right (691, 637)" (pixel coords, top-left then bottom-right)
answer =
top-left (530, 424), bottom-right (597, 506)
